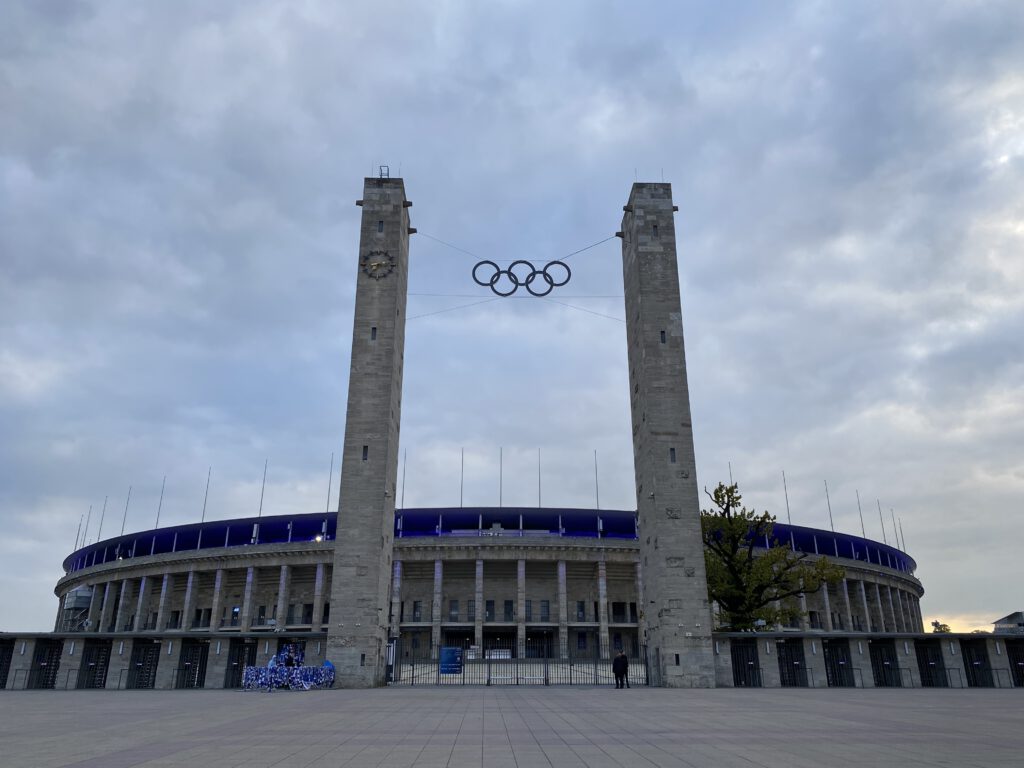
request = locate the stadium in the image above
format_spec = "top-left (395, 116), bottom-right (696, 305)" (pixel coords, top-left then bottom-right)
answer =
top-left (2, 177), bottom-right (1022, 691)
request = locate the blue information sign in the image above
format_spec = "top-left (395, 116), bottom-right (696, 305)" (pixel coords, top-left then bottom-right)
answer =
top-left (439, 646), bottom-right (463, 674)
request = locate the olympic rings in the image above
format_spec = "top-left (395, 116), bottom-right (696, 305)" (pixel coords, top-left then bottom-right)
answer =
top-left (472, 259), bottom-right (571, 297)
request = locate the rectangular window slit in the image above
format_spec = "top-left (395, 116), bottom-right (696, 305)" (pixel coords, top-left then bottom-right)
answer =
top-left (675, 653), bottom-right (680, 666)
top-left (669, 448), bottom-right (677, 463)
top-left (377, 220), bottom-right (384, 233)
top-left (362, 446), bottom-right (369, 461)
top-left (360, 653), bottom-right (366, 666)
top-left (370, 326), bottom-right (377, 340)
top-left (660, 330), bottom-right (666, 343)
top-left (652, 224), bottom-right (658, 236)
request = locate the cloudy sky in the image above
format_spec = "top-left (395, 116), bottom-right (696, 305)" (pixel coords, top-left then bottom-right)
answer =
top-left (2, 0), bottom-right (1022, 632)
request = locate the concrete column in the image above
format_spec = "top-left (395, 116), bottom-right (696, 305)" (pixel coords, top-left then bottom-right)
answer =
top-left (155, 573), bottom-right (173, 632)
top-left (798, 581), bottom-right (809, 630)
top-left (557, 560), bottom-right (568, 659)
top-left (209, 568), bottom-right (225, 632)
top-left (311, 563), bottom-right (326, 629)
top-left (180, 570), bottom-right (197, 630)
top-left (893, 587), bottom-right (907, 632)
top-left (275, 565), bottom-right (291, 628)
top-left (389, 560), bottom-right (403, 640)
top-left (240, 567), bottom-right (256, 631)
top-left (431, 559), bottom-right (443, 658)
top-left (858, 580), bottom-right (871, 633)
top-left (133, 576), bottom-right (150, 632)
top-left (85, 583), bottom-right (103, 632)
top-left (873, 582), bottom-right (888, 633)
top-left (54, 593), bottom-right (65, 632)
top-left (115, 579), bottom-right (135, 633)
top-left (597, 560), bottom-right (609, 659)
top-left (841, 579), bottom-right (854, 632)
top-left (634, 560), bottom-right (648, 644)
top-left (884, 584), bottom-right (899, 632)
top-left (474, 559), bottom-right (484, 649)
top-left (820, 583), bottom-right (834, 631)
top-left (99, 581), bottom-right (117, 633)
top-left (516, 559), bottom-right (526, 658)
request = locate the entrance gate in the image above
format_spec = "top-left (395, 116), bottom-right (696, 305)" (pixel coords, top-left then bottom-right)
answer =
top-left (0, 639), bottom-right (13, 690)
top-left (869, 640), bottom-right (902, 687)
top-left (175, 640), bottom-right (209, 689)
top-left (776, 639), bottom-right (809, 687)
top-left (27, 639), bottom-right (63, 689)
top-left (225, 639), bottom-right (257, 689)
top-left (126, 640), bottom-right (160, 689)
top-left (77, 639), bottom-right (112, 689)
top-left (389, 639), bottom-right (649, 686)
top-left (1007, 639), bottom-right (1024, 688)
top-left (960, 639), bottom-right (994, 688)
top-left (730, 639), bottom-right (762, 687)
top-left (915, 639), bottom-right (947, 687)
top-left (823, 639), bottom-right (855, 687)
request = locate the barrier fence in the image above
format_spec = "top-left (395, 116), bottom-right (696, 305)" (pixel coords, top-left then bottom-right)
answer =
top-left (389, 640), bottom-right (649, 687)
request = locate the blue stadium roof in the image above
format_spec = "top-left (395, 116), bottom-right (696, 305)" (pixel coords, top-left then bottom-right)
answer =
top-left (62, 507), bottom-right (916, 576)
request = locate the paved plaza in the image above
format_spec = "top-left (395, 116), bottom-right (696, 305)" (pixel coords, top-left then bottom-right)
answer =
top-left (0, 687), bottom-right (1020, 768)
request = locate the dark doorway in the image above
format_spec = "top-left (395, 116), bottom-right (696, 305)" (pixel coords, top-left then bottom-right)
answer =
top-left (225, 639), bottom-right (257, 688)
top-left (126, 640), bottom-right (160, 689)
top-left (1006, 639), bottom-right (1024, 688)
top-left (822, 639), bottom-right (855, 687)
top-left (77, 640), bottom-right (112, 689)
top-left (27, 639), bottom-right (63, 690)
top-left (525, 631), bottom-right (555, 659)
top-left (0, 639), bottom-right (13, 689)
top-left (869, 639), bottom-right (902, 687)
top-left (776, 639), bottom-right (808, 687)
top-left (730, 639), bottom-right (761, 687)
top-left (915, 639), bottom-right (948, 687)
top-left (960, 639), bottom-right (994, 688)
top-left (175, 640), bottom-right (209, 689)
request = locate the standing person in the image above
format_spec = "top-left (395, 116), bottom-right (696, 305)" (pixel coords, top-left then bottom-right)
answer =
top-left (613, 650), bottom-right (628, 689)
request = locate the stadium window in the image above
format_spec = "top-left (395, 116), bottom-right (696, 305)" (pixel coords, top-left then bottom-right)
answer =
top-left (576, 601), bottom-right (586, 621)
top-left (652, 224), bottom-right (658, 237)
top-left (449, 600), bottom-right (459, 621)
top-left (362, 445), bottom-right (368, 461)
top-left (370, 326), bottom-right (377, 341)
top-left (669, 447), bottom-right (677, 463)
top-left (485, 600), bottom-right (495, 622)
top-left (577, 633), bottom-right (587, 651)
top-left (524, 600), bottom-right (532, 622)
top-left (467, 599), bottom-right (475, 621)
top-left (660, 330), bottom-right (666, 343)
top-left (377, 220), bottom-right (384, 233)
top-left (540, 600), bottom-right (550, 622)
top-left (503, 600), bottom-right (514, 622)
top-left (412, 601), bottom-right (422, 622)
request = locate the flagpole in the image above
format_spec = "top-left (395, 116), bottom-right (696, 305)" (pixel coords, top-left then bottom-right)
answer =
top-left (401, 449), bottom-right (407, 509)
top-left (855, 489), bottom-right (866, 538)
top-left (95, 496), bottom-right (108, 543)
top-left (824, 480), bottom-right (835, 532)
top-left (74, 514), bottom-right (83, 550)
top-left (876, 499), bottom-right (887, 545)
top-left (460, 448), bottom-right (464, 508)
top-left (82, 505), bottom-right (92, 546)
top-left (499, 447), bottom-right (503, 508)
top-left (201, 467), bottom-right (211, 523)
top-left (782, 470), bottom-right (792, 525)
top-left (155, 476), bottom-right (166, 528)
top-left (120, 485), bottom-right (132, 536)
top-left (594, 450), bottom-right (600, 510)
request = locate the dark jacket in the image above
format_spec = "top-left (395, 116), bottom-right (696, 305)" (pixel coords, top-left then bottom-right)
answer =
top-left (612, 654), bottom-right (629, 675)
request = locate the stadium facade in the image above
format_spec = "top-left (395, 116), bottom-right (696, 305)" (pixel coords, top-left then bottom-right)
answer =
top-left (2, 178), bottom-right (1021, 691)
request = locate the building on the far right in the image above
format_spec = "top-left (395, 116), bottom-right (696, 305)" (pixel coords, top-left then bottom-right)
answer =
top-left (993, 612), bottom-right (1024, 634)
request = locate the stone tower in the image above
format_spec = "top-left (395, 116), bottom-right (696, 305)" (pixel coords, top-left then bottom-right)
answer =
top-left (620, 182), bottom-right (715, 687)
top-left (327, 177), bottom-right (412, 687)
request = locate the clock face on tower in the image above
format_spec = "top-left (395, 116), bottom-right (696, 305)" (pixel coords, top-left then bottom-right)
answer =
top-left (361, 250), bottom-right (395, 280)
